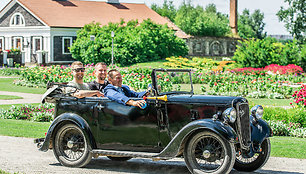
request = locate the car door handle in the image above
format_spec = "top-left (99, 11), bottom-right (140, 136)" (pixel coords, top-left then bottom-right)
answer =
top-left (97, 104), bottom-right (105, 110)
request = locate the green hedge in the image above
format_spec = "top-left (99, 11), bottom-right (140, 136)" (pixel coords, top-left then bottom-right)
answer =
top-left (263, 107), bottom-right (306, 127)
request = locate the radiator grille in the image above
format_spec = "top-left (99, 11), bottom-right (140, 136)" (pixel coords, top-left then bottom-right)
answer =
top-left (236, 103), bottom-right (251, 149)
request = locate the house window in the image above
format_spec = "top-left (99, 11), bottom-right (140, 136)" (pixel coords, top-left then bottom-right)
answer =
top-left (10, 13), bottom-right (25, 27)
top-left (13, 37), bottom-right (23, 50)
top-left (62, 37), bottom-right (72, 54)
top-left (33, 37), bottom-right (42, 53)
top-left (0, 37), bottom-right (4, 52)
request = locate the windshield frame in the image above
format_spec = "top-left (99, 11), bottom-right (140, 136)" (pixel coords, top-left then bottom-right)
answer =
top-left (151, 69), bottom-right (194, 96)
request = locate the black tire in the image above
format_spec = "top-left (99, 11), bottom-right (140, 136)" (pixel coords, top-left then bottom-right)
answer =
top-left (184, 131), bottom-right (236, 174)
top-left (107, 156), bottom-right (132, 161)
top-left (53, 124), bottom-right (93, 167)
top-left (234, 138), bottom-right (271, 172)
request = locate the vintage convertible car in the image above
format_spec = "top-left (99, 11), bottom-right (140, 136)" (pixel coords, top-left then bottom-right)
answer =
top-left (36, 69), bottom-right (272, 174)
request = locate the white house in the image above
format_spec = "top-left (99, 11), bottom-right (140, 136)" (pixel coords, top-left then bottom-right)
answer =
top-left (0, 0), bottom-right (188, 65)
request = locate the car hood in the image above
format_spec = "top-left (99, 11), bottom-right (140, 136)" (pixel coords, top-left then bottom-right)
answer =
top-left (166, 94), bottom-right (247, 106)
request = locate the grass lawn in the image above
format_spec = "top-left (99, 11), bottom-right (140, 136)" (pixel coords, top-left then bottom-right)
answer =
top-left (0, 119), bottom-right (50, 138)
top-left (0, 95), bottom-right (23, 100)
top-left (0, 78), bottom-right (45, 94)
top-left (270, 136), bottom-right (306, 159)
top-left (129, 60), bottom-right (168, 69)
top-left (247, 98), bottom-right (291, 107)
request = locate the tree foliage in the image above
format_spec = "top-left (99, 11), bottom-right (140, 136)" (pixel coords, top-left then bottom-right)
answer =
top-left (70, 19), bottom-right (188, 66)
top-left (238, 9), bottom-right (266, 39)
top-left (277, 0), bottom-right (305, 44)
top-left (174, 2), bottom-right (230, 37)
top-left (151, 0), bottom-right (177, 22)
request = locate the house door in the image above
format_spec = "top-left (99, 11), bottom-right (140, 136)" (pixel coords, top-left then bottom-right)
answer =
top-left (31, 37), bottom-right (42, 63)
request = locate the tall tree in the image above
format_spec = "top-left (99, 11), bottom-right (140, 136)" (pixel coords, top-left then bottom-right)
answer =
top-left (277, 0), bottom-right (305, 44)
top-left (238, 9), bottom-right (266, 39)
top-left (151, 0), bottom-right (177, 22)
top-left (174, 1), bottom-right (230, 37)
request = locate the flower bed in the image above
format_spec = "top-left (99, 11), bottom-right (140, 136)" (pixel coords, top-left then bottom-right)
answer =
top-left (0, 103), bottom-right (54, 122)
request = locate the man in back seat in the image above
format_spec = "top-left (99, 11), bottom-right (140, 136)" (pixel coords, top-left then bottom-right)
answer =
top-left (65, 61), bottom-right (103, 98)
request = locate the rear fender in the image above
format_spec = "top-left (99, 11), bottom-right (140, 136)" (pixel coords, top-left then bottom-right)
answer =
top-left (158, 119), bottom-right (237, 158)
top-left (39, 113), bottom-right (97, 152)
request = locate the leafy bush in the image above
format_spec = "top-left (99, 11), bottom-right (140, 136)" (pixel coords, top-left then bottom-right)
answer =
top-left (263, 107), bottom-right (306, 127)
top-left (70, 19), bottom-right (188, 66)
top-left (233, 38), bottom-right (303, 69)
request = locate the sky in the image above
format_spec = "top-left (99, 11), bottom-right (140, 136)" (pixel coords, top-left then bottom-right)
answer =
top-left (0, 0), bottom-right (290, 35)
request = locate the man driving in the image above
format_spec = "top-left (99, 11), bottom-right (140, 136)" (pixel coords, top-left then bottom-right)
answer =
top-left (104, 69), bottom-right (148, 108)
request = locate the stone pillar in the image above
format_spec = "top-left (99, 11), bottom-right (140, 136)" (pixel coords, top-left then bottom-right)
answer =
top-left (21, 51), bottom-right (25, 64)
top-left (24, 37), bottom-right (31, 63)
top-left (44, 36), bottom-right (50, 63)
top-left (7, 37), bottom-right (12, 50)
top-left (36, 50), bottom-right (43, 64)
top-left (3, 51), bottom-right (8, 65)
top-left (230, 0), bottom-right (238, 35)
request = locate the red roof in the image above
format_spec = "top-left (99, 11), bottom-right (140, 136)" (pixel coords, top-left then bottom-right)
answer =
top-left (17, 0), bottom-right (177, 29)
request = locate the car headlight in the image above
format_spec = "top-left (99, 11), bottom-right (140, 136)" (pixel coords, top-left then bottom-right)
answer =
top-left (222, 107), bottom-right (237, 123)
top-left (251, 105), bottom-right (264, 119)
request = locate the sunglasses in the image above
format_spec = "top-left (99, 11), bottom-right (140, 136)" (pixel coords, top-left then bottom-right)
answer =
top-left (73, 68), bottom-right (85, 72)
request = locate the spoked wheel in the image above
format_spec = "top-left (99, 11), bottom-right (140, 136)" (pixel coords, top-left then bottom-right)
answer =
top-left (184, 131), bottom-right (235, 174)
top-left (53, 124), bottom-right (92, 167)
top-left (107, 156), bottom-right (132, 161)
top-left (234, 138), bottom-right (271, 172)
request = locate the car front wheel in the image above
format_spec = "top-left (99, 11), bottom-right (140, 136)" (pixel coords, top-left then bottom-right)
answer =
top-left (184, 131), bottom-right (235, 174)
top-left (234, 138), bottom-right (271, 172)
top-left (53, 124), bottom-right (92, 167)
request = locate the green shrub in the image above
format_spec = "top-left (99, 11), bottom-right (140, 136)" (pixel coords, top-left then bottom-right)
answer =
top-left (263, 107), bottom-right (306, 127)
top-left (70, 19), bottom-right (188, 66)
top-left (233, 38), bottom-right (304, 69)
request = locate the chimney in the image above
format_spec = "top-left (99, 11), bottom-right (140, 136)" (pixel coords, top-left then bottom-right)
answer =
top-left (229, 0), bottom-right (238, 35)
top-left (107, 0), bottom-right (119, 3)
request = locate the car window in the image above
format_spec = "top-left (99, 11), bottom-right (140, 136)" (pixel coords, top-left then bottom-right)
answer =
top-left (155, 70), bottom-right (193, 95)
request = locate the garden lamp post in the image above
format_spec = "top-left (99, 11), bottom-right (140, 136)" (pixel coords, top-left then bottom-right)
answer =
top-left (111, 31), bottom-right (115, 65)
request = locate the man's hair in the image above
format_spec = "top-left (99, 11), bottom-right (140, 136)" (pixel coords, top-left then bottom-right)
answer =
top-left (108, 69), bottom-right (120, 79)
top-left (71, 61), bottom-right (83, 69)
top-left (95, 62), bottom-right (107, 68)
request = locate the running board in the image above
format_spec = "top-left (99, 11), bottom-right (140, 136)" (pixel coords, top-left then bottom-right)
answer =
top-left (91, 149), bottom-right (168, 160)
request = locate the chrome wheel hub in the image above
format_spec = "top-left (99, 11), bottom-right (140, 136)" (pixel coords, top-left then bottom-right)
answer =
top-left (203, 150), bottom-right (211, 159)
top-left (67, 140), bottom-right (74, 149)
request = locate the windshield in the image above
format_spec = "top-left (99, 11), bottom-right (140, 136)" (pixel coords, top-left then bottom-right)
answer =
top-left (155, 70), bottom-right (193, 95)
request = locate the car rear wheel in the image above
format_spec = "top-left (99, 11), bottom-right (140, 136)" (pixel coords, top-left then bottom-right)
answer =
top-left (53, 124), bottom-right (92, 167)
top-left (234, 138), bottom-right (271, 172)
top-left (184, 131), bottom-right (235, 174)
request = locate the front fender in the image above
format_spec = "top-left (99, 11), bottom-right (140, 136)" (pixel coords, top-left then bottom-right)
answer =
top-left (39, 113), bottom-right (97, 152)
top-left (250, 115), bottom-right (272, 145)
top-left (157, 119), bottom-right (237, 158)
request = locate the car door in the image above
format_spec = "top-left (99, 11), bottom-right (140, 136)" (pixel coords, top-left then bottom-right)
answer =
top-left (95, 97), bottom-right (162, 153)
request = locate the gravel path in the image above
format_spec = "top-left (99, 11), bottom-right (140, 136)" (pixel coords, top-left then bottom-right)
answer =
top-left (0, 136), bottom-right (305, 174)
top-left (0, 91), bottom-right (42, 104)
